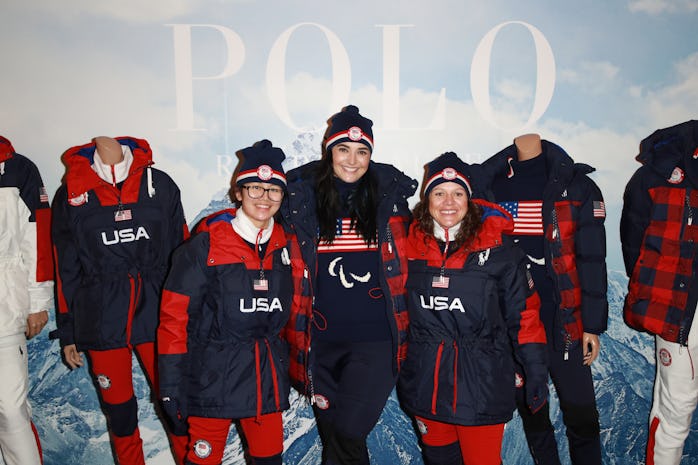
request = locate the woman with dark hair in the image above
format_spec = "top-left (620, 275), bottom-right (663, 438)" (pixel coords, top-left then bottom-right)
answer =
top-left (397, 152), bottom-right (549, 465)
top-left (158, 140), bottom-right (299, 465)
top-left (282, 105), bottom-right (417, 464)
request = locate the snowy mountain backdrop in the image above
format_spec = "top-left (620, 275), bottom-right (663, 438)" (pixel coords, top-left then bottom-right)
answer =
top-left (12, 134), bottom-right (698, 465)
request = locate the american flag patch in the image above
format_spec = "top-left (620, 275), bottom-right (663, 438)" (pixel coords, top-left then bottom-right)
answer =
top-left (39, 186), bottom-right (49, 203)
top-left (254, 279), bottom-right (269, 291)
top-left (317, 218), bottom-right (378, 252)
top-left (114, 209), bottom-right (132, 222)
top-left (432, 275), bottom-right (450, 288)
top-left (593, 201), bottom-right (606, 218)
top-left (499, 201), bottom-right (543, 235)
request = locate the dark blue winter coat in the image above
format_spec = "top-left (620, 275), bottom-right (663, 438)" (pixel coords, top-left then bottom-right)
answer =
top-left (621, 120), bottom-right (698, 345)
top-left (51, 137), bottom-right (188, 351)
top-left (158, 209), bottom-right (294, 419)
top-left (398, 200), bottom-right (548, 426)
top-left (480, 141), bottom-right (608, 354)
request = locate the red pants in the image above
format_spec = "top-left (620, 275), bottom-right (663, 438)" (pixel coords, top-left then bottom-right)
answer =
top-left (187, 413), bottom-right (283, 465)
top-left (416, 416), bottom-right (504, 465)
top-left (88, 343), bottom-right (187, 465)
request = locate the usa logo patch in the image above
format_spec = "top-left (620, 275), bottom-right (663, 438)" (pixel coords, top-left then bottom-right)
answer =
top-left (416, 419), bottom-right (428, 435)
top-left (193, 440), bottom-right (212, 458)
top-left (313, 394), bottom-right (330, 410)
top-left (442, 167), bottom-right (457, 180)
top-left (97, 374), bottom-right (111, 390)
top-left (659, 348), bottom-right (672, 367)
top-left (257, 164), bottom-right (273, 181)
top-left (69, 193), bottom-right (87, 206)
top-left (668, 167), bottom-right (684, 184)
top-left (347, 126), bottom-right (363, 141)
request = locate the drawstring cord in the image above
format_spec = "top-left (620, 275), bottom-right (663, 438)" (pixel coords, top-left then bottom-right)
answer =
top-left (147, 167), bottom-right (155, 198)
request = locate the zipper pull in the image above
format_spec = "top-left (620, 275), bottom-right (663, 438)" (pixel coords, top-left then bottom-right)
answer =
top-left (686, 192), bottom-right (693, 225)
top-left (564, 350), bottom-right (569, 361)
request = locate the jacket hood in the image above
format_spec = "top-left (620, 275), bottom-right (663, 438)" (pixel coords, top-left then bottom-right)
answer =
top-left (635, 120), bottom-right (698, 184)
top-left (481, 139), bottom-right (594, 190)
top-left (0, 136), bottom-right (15, 163)
top-left (61, 136), bottom-right (154, 197)
top-left (409, 198), bottom-right (513, 254)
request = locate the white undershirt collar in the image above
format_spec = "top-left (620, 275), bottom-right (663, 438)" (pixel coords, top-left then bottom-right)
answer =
top-left (231, 207), bottom-right (274, 245)
top-left (433, 220), bottom-right (461, 242)
top-left (92, 145), bottom-right (134, 186)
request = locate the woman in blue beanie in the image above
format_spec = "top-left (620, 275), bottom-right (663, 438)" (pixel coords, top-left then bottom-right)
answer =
top-left (398, 152), bottom-right (549, 465)
top-left (282, 106), bottom-right (417, 465)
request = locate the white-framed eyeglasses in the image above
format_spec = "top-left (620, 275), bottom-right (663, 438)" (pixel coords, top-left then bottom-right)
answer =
top-left (241, 185), bottom-right (284, 202)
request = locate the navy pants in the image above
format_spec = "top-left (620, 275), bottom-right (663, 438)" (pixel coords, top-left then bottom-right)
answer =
top-left (311, 340), bottom-right (396, 465)
top-left (516, 341), bottom-right (601, 465)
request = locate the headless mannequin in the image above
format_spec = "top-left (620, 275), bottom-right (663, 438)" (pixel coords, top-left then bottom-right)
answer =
top-left (63, 136), bottom-right (125, 369)
top-left (94, 136), bottom-right (124, 165)
top-left (512, 132), bottom-right (600, 365)
top-left (514, 133), bottom-right (542, 161)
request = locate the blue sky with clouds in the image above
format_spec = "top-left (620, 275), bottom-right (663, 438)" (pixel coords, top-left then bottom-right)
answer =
top-left (1, 0), bottom-right (697, 272)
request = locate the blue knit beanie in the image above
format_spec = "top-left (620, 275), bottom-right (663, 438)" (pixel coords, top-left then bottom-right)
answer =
top-left (324, 105), bottom-right (374, 154)
top-left (236, 139), bottom-right (286, 188)
top-left (423, 152), bottom-right (473, 197)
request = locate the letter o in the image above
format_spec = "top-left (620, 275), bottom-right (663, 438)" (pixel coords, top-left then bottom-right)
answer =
top-left (266, 23), bottom-right (351, 131)
top-left (470, 21), bottom-right (556, 131)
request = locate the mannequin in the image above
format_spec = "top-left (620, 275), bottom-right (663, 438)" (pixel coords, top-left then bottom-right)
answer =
top-left (62, 136), bottom-right (126, 368)
top-left (514, 133), bottom-right (542, 161)
top-left (483, 133), bottom-right (606, 465)
top-left (93, 136), bottom-right (124, 165)
top-left (51, 135), bottom-right (189, 465)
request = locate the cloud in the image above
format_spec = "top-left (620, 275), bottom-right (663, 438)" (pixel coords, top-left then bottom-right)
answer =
top-left (558, 61), bottom-right (620, 95)
top-left (642, 51), bottom-right (698, 130)
top-left (17, 0), bottom-right (207, 23)
top-left (628, 0), bottom-right (698, 14)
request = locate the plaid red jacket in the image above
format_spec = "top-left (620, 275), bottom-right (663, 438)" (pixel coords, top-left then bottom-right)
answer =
top-left (621, 120), bottom-right (698, 345)
top-left (481, 141), bottom-right (608, 354)
top-left (280, 161), bottom-right (417, 396)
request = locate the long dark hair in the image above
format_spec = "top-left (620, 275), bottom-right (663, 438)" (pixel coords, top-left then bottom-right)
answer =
top-left (315, 153), bottom-right (378, 245)
top-left (412, 197), bottom-right (483, 250)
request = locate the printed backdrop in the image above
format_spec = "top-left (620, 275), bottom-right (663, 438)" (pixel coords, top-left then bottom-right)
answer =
top-left (1, 0), bottom-right (698, 464)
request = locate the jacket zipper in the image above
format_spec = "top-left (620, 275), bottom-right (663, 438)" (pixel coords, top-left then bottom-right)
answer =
top-left (550, 206), bottom-right (572, 360)
top-left (680, 190), bottom-right (693, 347)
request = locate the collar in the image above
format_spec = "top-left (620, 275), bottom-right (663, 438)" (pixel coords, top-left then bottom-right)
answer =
top-left (231, 207), bottom-right (275, 245)
top-left (433, 220), bottom-right (461, 242)
top-left (92, 145), bottom-right (134, 186)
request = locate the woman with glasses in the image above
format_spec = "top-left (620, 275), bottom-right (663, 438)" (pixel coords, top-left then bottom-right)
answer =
top-left (282, 105), bottom-right (417, 465)
top-left (158, 140), bottom-right (301, 465)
